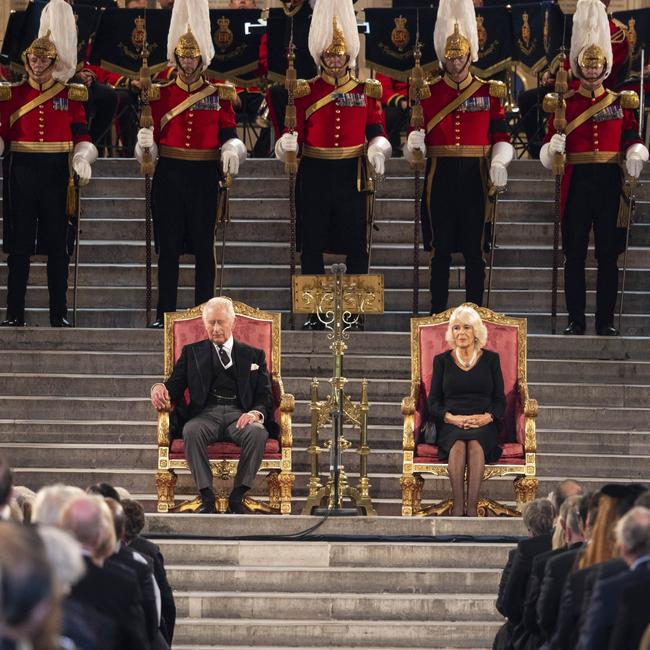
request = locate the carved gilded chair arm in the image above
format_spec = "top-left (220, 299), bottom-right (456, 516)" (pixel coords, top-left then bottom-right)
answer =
top-left (524, 397), bottom-right (539, 419)
top-left (402, 395), bottom-right (416, 452)
top-left (157, 409), bottom-right (170, 448)
top-left (274, 374), bottom-right (294, 450)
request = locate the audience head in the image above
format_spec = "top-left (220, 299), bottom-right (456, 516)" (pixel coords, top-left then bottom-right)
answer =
top-left (0, 521), bottom-right (57, 646)
top-left (615, 506), bottom-right (650, 566)
top-left (37, 526), bottom-right (85, 597)
top-left (635, 491), bottom-right (650, 509)
top-left (122, 498), bottom-right (146, 543)
top-left (0, 455), bottom-right (13, 509)
top-left (578, 484), bottom-right (646, 569)
top-left (13, 487), bottom-right (36, 524)
top-left (202, 296), bottom-right (236, 346)
top-left (59, 495), bottom-right (116, 565)
top-left (445, 304), bottom-right (488, 351)
top-left (104, 498), bottom-right (126, 543)
top-left (522, 498), bottom-right (555, 537)
top-left (229, 0), bottom-right (257, 6)
top-left (33, 484), bottom-right (86, 526)
top-left (553, 494), bottom-right (584, 549)
top-left (86, 482), bottom-right (121, 501)
top-left (549, 479), bottom-right (584, 513)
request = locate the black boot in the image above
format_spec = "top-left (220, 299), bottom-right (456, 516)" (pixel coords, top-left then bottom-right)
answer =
top-left (197, 488), bottom-right (216, 514)
top-left (228, 485), bottom-right (250, 514)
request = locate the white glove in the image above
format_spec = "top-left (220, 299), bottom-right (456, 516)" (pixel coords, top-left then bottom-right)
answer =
top-left (490, 162), bottom-right (507, 188)
top-left (137, 127), bottom-right (154, 149)
top-left (72, 141), bottom-right (98, 187)
top-left (222, 149), bottom-right (239, 175)
top-left (274, 132), bottom-right (298, 162)
top-left (625, 143), bottom-right (649, 179)
top-left (406, 129), bottom-right (426, 155)
top-left (221, 137), bottom-right (247, 176)
top-left (367, 136), bottom-right (392, 177)
top-left (549, 133), bottom-right (566, 155)
top-left (0, 136), bottom-right (4, 158)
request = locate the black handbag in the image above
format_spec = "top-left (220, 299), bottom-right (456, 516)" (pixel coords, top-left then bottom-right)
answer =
top-left (421, 420), bottom-right (437, 444)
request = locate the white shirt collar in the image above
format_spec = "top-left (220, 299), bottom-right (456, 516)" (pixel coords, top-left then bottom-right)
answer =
top-left (630, 555), bottom-right (650, 571)
top-left (213, 335), bottom-right (234, 354)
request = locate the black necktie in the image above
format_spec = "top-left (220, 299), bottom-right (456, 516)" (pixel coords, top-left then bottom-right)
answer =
top-left (218, 345), bottom-right (231, 367)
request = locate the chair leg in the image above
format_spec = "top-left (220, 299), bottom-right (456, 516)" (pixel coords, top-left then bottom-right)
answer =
top-left (514, 476), bottom-right (539, 512)
top-left (267, 470), bottom-right (281, 510)
top-left (155, 469), bottom-right (177, 513)
top-left (400, 473), bottom-right (419, 516)
top-left (278, 471), bottom-right (295, 515)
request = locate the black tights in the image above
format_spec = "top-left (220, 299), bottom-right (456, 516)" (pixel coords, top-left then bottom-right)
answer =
top-left (447, 440), bottom-right (485, 516)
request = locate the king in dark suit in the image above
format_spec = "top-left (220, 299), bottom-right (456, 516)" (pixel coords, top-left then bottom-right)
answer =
top-left (151, 297), bottom-right (274, 514)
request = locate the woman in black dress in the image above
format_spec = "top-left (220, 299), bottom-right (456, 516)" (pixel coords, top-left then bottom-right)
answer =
top-left (427, 305), bottom-right (505, 516)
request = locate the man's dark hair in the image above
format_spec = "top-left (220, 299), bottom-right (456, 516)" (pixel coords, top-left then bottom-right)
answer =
top-left (122, 499), bottom-right (146, 542)
top-left (87, 482), bottom-right (121, 501)
top-left (0, 455), bottom-right (13, 507)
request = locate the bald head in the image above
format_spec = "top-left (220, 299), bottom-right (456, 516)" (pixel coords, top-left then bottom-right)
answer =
top-left (59, 496), bottom-right (115, 562)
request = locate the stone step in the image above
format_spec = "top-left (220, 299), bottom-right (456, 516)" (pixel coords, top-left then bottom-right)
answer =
top-left (172, 591), bottom-right (501, 622)
top-left (155, 540), bottom-right (512, 569)
top-left (2, 283), bottom-right (649, 315)
top-left (172, 646), bottom-right (489, 650)
top-left (170, 618), bottom-right (502, 648)
top-left (2, 328), bottom-right (649, 361)
top-left (538, 429), bottom-right (650, 455)
top-left (3, 442), bottom-right (648, 480)
top-left (3, 262), bottom-right (649, 293)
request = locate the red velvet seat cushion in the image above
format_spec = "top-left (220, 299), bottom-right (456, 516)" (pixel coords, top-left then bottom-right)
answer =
top-left (414, 442), bottom-right (525, 464)
top-left (170, 438), bottom-right (282, 460)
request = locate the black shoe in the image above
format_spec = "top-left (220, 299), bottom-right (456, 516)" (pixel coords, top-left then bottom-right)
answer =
top-left (563, 321), bottom-right (585, 335)
top-left (227, 500), bottom-right (249, 514)
top-left (302, 314), bottom-right (325, 331)
top-left (196, 502), bottom-right (216, 514)
top-left (596, 325), bottom-right (619, 337)
top-left (0, 317), bottom-right (26, 327)
top-left (50, 316), bottom-right (72, 328)
top-left (149, 318), bottom-right (164, 329)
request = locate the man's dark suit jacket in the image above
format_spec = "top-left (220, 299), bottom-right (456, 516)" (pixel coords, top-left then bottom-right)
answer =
top-left (130, 535), bottom-right (176, 645)
top-left (548, 558), bottom-right (627, 650)
top-left (501, 532), bottom-right (553, 625)
top-left (165, 338), bottom-right (277, 438)
top-left (577, 560), bottom-right (650, 650)
top-left (536, 544), bottom-right (583, 643)
top-left (106, 545), bottom-right (159, 644)
top-left (70, 556), bottom-right (150, 650)
top-left (608, 571), bottom-right (650, 650)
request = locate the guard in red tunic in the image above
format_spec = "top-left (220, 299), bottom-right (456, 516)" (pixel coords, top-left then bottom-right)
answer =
top-left (0, 0), bottom-right (98, 327)
top-left (275, 0), bottom-right (391, 330)
top-left (136, 0), bottom-right (246, 328)
top-left (541, 0), bottom-right (648, 336)
top-left (405, 0), bottom-right (514, 315)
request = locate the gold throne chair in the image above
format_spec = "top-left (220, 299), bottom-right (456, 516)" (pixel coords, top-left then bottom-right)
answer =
top-left (401, 305), bottom-right (539, 517)
top-left (155, 301), bottom-right (295, 514)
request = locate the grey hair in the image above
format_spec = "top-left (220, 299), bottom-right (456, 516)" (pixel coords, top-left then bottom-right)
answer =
top-left (565, 495), bottom-right (586, 537)
top-left (615, 506), bottom-right (650, 557)
top-left (32, 484), bottom-right (86, 526)
top-left (37, 526), bottom-right (85, 596)
top-left (523, 498), bottom-right (556, 537)
top-left (445, 305), bottom-right (488, 349)
top-left (202, 297), bottom-right (235, 322)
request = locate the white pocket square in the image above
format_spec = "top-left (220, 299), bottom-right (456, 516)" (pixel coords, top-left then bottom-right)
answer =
top-left (250, 363), bottom-right (259, 370)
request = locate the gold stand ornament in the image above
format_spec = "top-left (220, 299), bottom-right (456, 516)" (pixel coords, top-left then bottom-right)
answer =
top-left (293, 265), bottom-right (383, 516)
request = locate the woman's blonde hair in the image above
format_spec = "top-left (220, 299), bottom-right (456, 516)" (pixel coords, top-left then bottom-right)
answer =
top-left (578, 494), bottom-right (621, 569)
top-left (445, 305), bottom-right (488, 349)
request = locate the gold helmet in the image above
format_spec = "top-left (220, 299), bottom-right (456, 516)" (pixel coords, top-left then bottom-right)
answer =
top-left (175, 25), bottom-right (201, 59)
top-left (24, 30), bottom-right (57, 60)
top-left (578, 43), bottom-right (607, 69)
top-left (444, 23), bottom-right (471, 60)
top-left (323, 17), bottom-right (346, 59)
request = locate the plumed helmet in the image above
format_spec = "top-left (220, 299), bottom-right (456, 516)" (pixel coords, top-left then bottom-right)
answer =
top-left (167, 0), bottom-right (215, 72)
top-left (308, 0), bottom-right (360, 70)
top-left (570, 0), bottom-right (613, 79)
top-left (434, 0), bottom-right (479, 66)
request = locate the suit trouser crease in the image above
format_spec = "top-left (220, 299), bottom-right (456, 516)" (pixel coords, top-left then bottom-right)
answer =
top-left (182, 403), bottom-right (268, 492)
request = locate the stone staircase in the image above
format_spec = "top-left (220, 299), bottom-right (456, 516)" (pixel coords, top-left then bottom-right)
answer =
top-left (0, 158), bottom-right (649, 648)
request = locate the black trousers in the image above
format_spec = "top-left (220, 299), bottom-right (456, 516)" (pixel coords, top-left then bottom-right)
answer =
top-left (297, 156), bottom-right (368, 274)
top-left (516, 87), bottom-right (547, 159)
top-left (562, 163), bottom-right (623, 329)
top-left (3, 152), bottom-right (70, 320)
top-left (384, 103), bottom-right (409, 155)
top-left (152, 157), bottom-right (221, 319)
top-left (85, 82), bottom-right (118, 151)
top-left (424, 157), bottom-right (486, 314)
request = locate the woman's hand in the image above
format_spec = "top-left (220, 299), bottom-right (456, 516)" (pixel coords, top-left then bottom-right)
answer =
top-left (444, 413), bottom-right (470, 428)
top-left (464, 413), bottom-right (493, 428)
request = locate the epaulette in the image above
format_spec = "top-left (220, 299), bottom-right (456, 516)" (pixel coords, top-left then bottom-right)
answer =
top-left (488, 79), bottom-right (506, 99)
top-left (427, 75), bottom-right (442, 87)
top-left (215, 83), bottom-right (236, 102)
top-left (364, 78), bottom-right (382, 100)
top-left (67, 83), bottom-right (88, 102)
top-left (0, 84), bottom-right (12, 101)
top-left (294, 79), bottom-right (311, 98)
top-left (618, 89), bottom-right (640, 110)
